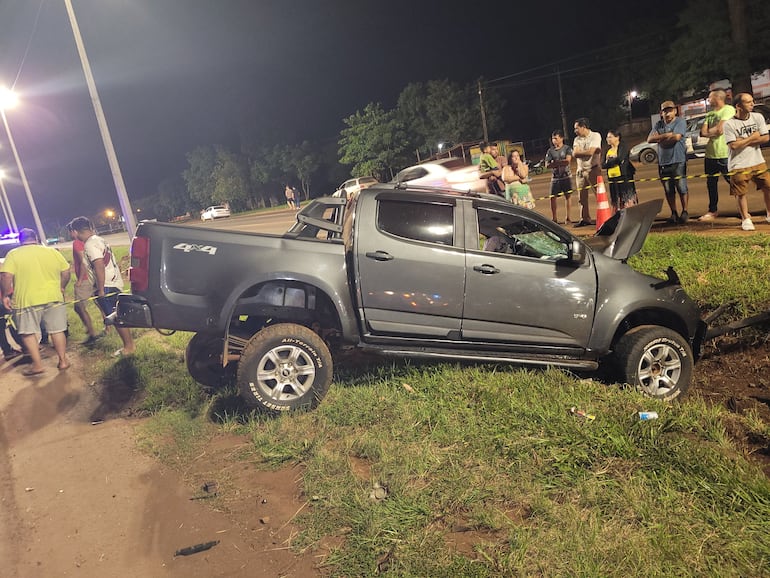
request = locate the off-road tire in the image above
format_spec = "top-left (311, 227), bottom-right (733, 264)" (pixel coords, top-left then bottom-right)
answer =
top-left (614, 325), bottom-right (693, 401)
top-left (237, 323), bottom-right (332, 414)
top-left (185, 333), bottom-right (235, 389)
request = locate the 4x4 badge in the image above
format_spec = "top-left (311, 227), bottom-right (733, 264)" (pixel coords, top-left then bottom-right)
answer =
top-left (172, 242), bottom-right (217, 255)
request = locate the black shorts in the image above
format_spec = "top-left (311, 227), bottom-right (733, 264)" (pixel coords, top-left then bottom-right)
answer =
top-left (551, 177), bottom-right (573, 197)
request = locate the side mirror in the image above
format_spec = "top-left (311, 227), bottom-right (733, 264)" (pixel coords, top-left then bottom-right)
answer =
top-left (570, 240), bottom-right (586, 264)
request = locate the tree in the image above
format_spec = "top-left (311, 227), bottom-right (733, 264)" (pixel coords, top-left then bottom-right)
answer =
top-left (182, 146), bottom-right (218, 208)
top-left (659, 0), bottom-right (770, 97)
top-left (396, 79), bottom-right (504, 158)
top-left (288, 141), bottom-right (319, 200)
top-left (339, 103), bottom-right (408, 180)
top-left (212, 147), bottom-right (251, 211)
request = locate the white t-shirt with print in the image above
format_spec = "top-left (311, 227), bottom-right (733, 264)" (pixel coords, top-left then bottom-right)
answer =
top-left (83, 234), bottom-right (124, 290)
top-left (723, 112), bottom-right (769, 170)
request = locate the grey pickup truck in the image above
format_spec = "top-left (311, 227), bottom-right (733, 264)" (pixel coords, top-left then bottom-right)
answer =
top-left (116, 185), bottom-right (706, 414)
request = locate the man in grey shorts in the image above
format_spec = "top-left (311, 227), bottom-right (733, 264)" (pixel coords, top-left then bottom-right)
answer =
top-left (0, 228), bottom-right (71, 375)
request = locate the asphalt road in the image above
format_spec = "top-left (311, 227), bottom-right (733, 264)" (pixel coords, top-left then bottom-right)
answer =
top-left (97, 150), bottom-right (770, 248)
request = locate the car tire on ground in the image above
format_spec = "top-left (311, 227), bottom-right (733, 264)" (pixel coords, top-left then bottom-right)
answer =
top-left (641, 149), bottom-right (657, 164)
top-left (237, 323), bottom-right (332, 414)
top-left (614, 325), bottom-right (693, 401)
top-left (186, 333), bottom-right (236, 389)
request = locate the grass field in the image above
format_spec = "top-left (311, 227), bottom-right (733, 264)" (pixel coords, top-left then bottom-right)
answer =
top-left (75, 236), bottom-right (770, 576)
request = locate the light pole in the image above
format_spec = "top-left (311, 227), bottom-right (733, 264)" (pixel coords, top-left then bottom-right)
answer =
top-left (0, 169), bottom-right (19, 234)
top-left (63, 0), bottom-right (137, 237)
top-left (0, 88), bottom-right (46, 242)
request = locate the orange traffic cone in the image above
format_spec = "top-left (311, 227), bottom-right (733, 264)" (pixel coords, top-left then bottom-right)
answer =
top-left (595, 176), bottom-right (612, 231)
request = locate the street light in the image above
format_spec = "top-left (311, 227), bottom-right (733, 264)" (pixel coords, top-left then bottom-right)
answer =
top-left (63, 0), bottom-right (137, 237)
top-left (0, 169), bottom-right (19, 234)
top-left (628, 90), bottom-right (638, 122)
top-left (0, 87), bottom-right (47, 242)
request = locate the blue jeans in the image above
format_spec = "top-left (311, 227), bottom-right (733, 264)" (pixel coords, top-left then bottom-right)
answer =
top-left (704, 157), bottom-right (729, 214)
top-left (659, 162), bottom-right (688, 198)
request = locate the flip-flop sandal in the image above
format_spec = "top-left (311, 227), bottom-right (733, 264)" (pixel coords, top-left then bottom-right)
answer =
top-left (22, 368), bottom-right (45, 377)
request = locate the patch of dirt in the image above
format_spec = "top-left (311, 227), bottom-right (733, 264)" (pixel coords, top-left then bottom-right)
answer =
top-left (691, 335), bottom-right (770, 475)
top-left (0, 350), bottom-right (323, 578)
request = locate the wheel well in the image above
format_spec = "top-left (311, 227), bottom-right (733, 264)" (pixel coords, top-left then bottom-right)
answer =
top-left (227, 280), bottom-right (342, 341)
top-left (610, 309), bottom-right (689, 352)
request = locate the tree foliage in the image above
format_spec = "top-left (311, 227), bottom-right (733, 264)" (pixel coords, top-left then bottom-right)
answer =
top-left (659, 0), bottom-right (770, 97)
top-left (339, 102), bottom-right (408, 180)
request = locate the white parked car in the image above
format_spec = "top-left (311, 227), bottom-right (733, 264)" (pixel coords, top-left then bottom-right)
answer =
top-left (332, 176), bottom-right (378, 199)
top-left (201, 205), bottom-right (231, 221)
top-left (392, 158), bottom-right (486, 193)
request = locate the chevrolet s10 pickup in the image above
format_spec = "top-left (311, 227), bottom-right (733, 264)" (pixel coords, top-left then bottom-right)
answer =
top-left (115, 185), bottom-right (705, 414)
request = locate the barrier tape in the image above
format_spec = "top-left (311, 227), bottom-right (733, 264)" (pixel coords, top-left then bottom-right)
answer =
top-left (532, 167), bottom-right (768, 201)
top-left (1, 293), bottom-right (105, 326)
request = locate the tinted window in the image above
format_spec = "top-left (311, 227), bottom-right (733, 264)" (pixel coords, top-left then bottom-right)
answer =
top-left (378, 199), bottom-right (453, 245)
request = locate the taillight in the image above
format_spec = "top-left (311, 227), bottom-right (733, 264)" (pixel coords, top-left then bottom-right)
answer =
top-left (129, 235), bottom-right (149, 293)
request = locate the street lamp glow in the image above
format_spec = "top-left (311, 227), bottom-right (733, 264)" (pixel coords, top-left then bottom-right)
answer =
top-left (0, 88), bottom-right (18, 110)
top-left (0, 90), bottom-right (46, 241)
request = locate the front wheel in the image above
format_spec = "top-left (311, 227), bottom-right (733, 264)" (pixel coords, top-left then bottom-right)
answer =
top-left (237, 323), bottom-right (332, 415)
top-left (641, 148), bottom-right (657, 164)
top-left (614, 326), bottom-right (693, 401)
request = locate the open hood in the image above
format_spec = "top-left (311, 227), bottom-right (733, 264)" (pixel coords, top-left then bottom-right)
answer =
top-left (583, 198), bottom-right (663, 260)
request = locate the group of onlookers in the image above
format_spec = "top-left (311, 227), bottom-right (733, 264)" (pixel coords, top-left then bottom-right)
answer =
top-left (0, 217), bottom-right (134, 376)
top-left (481, 89), bottom-right (770, 231)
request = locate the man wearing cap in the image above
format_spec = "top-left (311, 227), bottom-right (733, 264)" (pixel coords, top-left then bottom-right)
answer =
top-left (648, 101), bottom-right (689, 224)
top-left (698, 89), bottom-right (735, 221)
top-left (722, 92), bottom-right (770, 231)
top-left (0, 228), bottom-right (71, 375)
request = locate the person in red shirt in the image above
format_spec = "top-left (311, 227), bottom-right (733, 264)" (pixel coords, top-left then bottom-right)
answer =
top-left (68, 225), bottom-right (102, 345)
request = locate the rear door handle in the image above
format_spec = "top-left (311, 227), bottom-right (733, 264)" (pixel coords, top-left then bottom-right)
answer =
top-left (473, 264), bottom-right (500, 274)
top-left (365, 251), bottom-right (394, 261)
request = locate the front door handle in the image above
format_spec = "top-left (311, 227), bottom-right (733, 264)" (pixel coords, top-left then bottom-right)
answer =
top-left (365, 251), bottom-right (394, 261)
top-left (473, 264), bottom-right (500, 274)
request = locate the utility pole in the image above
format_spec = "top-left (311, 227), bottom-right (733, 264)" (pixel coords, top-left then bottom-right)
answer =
top-left (556, 66), bottom-right (568, 137)
top-left (63, 0), bottom-right (137, 238)
top-left (478, 79), bottom-right (489, 142)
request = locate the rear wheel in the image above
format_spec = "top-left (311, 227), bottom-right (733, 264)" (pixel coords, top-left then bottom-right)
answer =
top-left (237, 323), bottom-right (332, 414)
top-left (185, 333), bottom-right (235, 389)
top-left (614, 326), bottom-right (693, 401)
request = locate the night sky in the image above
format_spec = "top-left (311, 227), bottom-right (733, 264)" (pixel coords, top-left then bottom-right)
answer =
top-left (0, 0), bottom-right (680, 231)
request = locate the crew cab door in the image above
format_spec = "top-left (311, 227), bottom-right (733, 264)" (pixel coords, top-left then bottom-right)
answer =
top-left (354, 192), bottom-right (465, 338)
top-left (461, 202), bottom-right (596, 350)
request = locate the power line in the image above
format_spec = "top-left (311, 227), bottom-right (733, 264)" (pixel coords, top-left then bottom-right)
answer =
top-left (10, 0), bottom-right (47, 90)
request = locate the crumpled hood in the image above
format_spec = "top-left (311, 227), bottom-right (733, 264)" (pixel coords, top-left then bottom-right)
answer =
top-left (583, 199), bottom-right (663, 260)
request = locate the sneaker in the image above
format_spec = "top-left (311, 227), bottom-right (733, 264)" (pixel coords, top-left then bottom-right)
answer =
top-left (698, 212), bottom-right (717, 221)
top-left (666, 213), bottom-right (679, 224)
top-left (679, 211), bottom-right (689, 224)
top-left (741, 218), bottom-right (756, 231)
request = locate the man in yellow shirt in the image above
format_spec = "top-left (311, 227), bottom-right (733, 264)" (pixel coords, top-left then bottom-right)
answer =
top-left (0, 228), bottom-right (71, 375)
